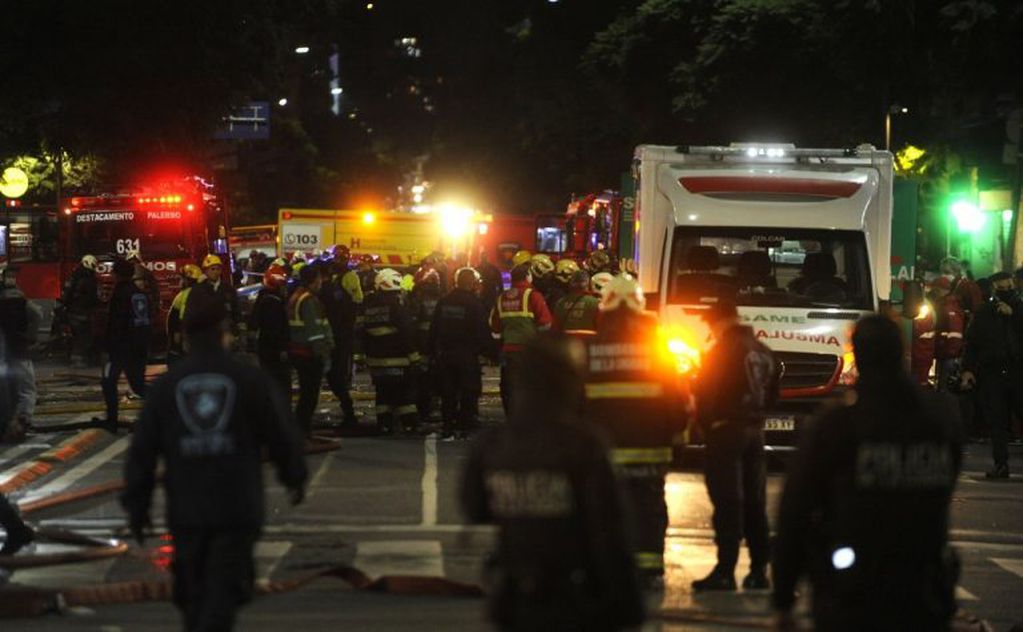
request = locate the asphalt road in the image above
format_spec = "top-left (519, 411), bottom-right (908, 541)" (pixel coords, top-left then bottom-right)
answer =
top-left (1, 362), bottom-right (1022, 631)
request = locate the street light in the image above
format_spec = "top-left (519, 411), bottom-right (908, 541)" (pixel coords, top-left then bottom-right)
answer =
top-left (278, 98), bottom-right (288, 107)
top-left (884, 105), bottom-right (909, 150)
top-left (294, 46), bottom-right (310, 54)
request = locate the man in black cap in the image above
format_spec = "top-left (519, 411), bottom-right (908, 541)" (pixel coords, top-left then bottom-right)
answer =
top-left (961, 270), bottom-right (1023, 478)
top-left (772, 315), bottom-right (962, 631)
top-left (122, 298), bottom-right (307, 632)
top-left (691, 299), bottom-right (778, 591)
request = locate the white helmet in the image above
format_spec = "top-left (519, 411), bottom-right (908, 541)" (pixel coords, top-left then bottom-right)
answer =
top-left (599, 273), bottom-right (645, 313)
top-left (374, 268), bottom-right (403, 292)
top-left (81, 254), bottom-right (98, 271)
top-left (590, 271), bottom-right (614, 295)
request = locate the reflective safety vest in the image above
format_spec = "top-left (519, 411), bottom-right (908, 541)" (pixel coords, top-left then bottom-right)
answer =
top-left (362, 292), bottom-right (420, 377)
top-left (288, 287), bottom-right (331, 356)
top-left (496, 288), bottom-right (538, 348)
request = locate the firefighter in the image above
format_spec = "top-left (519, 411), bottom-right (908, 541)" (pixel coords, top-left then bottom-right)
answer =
top-left (431, 267), bottom-right (491, 439)
top-left (931, 276), bottom-right (965, 391)
top-left (362, 268), bottom-right (421, 434)
top-left (167, 264), bottom-right (204, 366)
top-left (251, 264), bottom-right (291, 399)
top-left (772, 315), bottom-right (961, 631)
top-left (553, 270), bottom-right (599, 333)
top-left (691, 298), bottom-right (779, 591)
top-left (288, 263), bottom-right (333, 435)
top-left (186, 255), bottom-right (241, 334)
top-left (582, 274), bottom-right (686, 583)
top-left (98, 260), bottom-right (152, 433)
top-left (122, 298), bottom-right (307, 632)
top-left (511, 249), bottom-right (532, 270)
top-left (590, 271), bottom-right (614, 296)
top-left (584, 249), bottom-right (613, 275)
top-left (411, 266), bottom-right (443, 423)
top-left (461, 335), bottom-right (645, 631)
top-left (319, 246), bottom-right (361, 425)
top-left (940, 257), bottom-right (983, 321)
top-left (490, 263), bottom-right (553, 415)
top-left (60, 254), bottom-right (99, 367)
top-left (0, 266), bottom-right (42, 442)
top-left (547, 258), bottom-right (579, 308)
top-left (529, 253), bottom-right (556, 299)
top-left (910, 292), bottom-right (937, 385)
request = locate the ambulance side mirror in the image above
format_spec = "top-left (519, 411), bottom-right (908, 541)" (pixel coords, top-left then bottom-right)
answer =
top-left (901, 280), bottom-right (924, 319)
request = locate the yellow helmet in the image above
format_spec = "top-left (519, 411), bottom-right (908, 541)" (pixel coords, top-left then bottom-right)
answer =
top-left (181, 264), bottom-right (203, 281)
top-left (400, 273), bottom-right (415, 292)
top-left (511, 250), bottom-right (532, 268)
top-left (291, 261), bottom-right (307, 278)
top-left (554, 258), bottom-right (580, 283)
top-left (530, 253), bottom-right (555, 278)
top-left (202, 254), bottom-right (223, 269)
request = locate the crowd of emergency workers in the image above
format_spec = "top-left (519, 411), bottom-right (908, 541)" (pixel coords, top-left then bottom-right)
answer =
top-left (0, 241), bottom-right (1020, 631)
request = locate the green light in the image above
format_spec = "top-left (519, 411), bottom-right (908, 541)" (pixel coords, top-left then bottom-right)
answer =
top-left (951, 199), bottom-right (985, 233)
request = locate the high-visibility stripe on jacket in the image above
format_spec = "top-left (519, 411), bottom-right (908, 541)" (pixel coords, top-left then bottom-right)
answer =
top-left (361, 291), bottom-right (418, 377)
top-left (288, 287), bottom-right (332, 357)
top-left (496, 288), bottom-right (538, 348)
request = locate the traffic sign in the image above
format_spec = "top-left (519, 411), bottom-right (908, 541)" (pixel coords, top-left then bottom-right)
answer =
top-left (214, 102), bottom-right (270, 140)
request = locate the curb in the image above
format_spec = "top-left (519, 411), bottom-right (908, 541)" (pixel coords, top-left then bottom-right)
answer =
top-left (0, 429), bottom-right (105, 495)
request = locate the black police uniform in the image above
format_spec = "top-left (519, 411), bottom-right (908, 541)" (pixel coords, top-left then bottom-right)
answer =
top-left (693, 323), bottom-right (777, 583)
top-left (122, 344), bottom-right (307, 632)
top-left (411, 284), bottom-right (442, 422)
top-left (319, 273), bottom-right (358, 423)
top-left (962, 291), bottom-right (1023, 472)
top-left (251, 288), bottom-right (291, 399)
top-left (773, 375), bottom-right (962, 630)
top-left (429, 287), bottom-right (491, 436)
top-left (461, 410), bottom-right (644, 631)
top-left (186, 279), bottom-right (241, 333)
top-left (361, 290), bottom-right (420, 433)
top-left (102, 280), bottom-right (151, 426)
top-left (582, 308), bottom-right (686, 578)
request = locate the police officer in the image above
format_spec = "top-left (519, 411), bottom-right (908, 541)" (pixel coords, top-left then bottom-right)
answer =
top-left (772, 315), bottom-right (962, 631)
top-left (490, 264), bottom-right (552, 415)
top-left (554, 270), bottom-right (599, 333)
top-left (122, 299), bottom-right (307, 632)
top-left (411, 266), bottom-right (442, 423)
top-left (582, 274), bottom-right (686, 582)
top-left (547, 258), bottom-right (579, 309)
top-left (362, 269), bottom-right (421, 434)
top-left (691, 299), bottom-right (778, 591)
top-left (431, 267), bottom-right (491, 440)
top-left (167, 264), bottom-right (204, 366)
top-left (60, 254), bottom-right (99, 367)
top-left (461, 335), bottom-right (645, 631)
top-left (186, 254), bottom-right (241, 335)
top-left (319, 246), bottom-right (361, 425)
top-left (288, 263), bottom-right (333, 435)
top-left (251, 264), bottom-right (291, 399)
top-left (98, 260), bottom-right (152, 433)
top-left (961, 271), bottom-right (1023, 478)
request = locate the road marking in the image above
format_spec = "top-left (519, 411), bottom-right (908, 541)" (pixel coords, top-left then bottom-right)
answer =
top-left (255, 540), bottom-right (292, 583)
top-left (20, 436), bottom-right (129, 503)
top-left (991, 557), bottom-right (1023, 579)
top-left (421, 435), bottom-right (438, 526)
top-left (306, 451), bottom-right (337, 499)
top-left (353, 540), bottom-right (444, 578)
top-left (0, 444), bottom-right (38, 469)
top-left (39, 518), bottom-right (497, 537)
top-left (955, 586), bottom-right (978, 601)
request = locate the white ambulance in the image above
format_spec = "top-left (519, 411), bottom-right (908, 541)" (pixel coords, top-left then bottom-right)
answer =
top-left (632, 143), bottom-right (895, 445)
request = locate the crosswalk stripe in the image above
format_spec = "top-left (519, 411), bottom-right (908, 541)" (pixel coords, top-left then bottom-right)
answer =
top-left (955, 586), bottom-right (978, 601)
top-left (991, 557), bottom-right (1023, 579)
top-left (353, 540), bottom-right (444, 578)
top-left (19, 436), bottom-right (129, 504)
top-left (421, 436), bottom-right (438, 526)
top-left (255, 541), bottom-right (292, 583)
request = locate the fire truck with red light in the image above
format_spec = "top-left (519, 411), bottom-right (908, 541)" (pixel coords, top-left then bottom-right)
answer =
top-left (58, 177), bottom-right (230, 349)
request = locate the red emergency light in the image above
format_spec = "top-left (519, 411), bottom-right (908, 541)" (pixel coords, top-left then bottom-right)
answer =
top-left (138, 195), bottom-right (184, 204)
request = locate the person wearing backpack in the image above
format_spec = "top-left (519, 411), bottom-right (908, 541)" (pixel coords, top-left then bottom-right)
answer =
top-left (691, 298), bottom-right (780, 592)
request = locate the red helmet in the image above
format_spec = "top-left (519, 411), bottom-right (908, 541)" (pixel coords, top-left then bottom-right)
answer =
top-left (263, 264), bottom-right (288, 290)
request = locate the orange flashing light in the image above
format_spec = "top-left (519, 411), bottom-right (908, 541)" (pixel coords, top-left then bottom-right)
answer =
top-left (70, 197), bottom-right (81, 207)
top-left (363, 212), bottom-right (376, 225)
top-left (63, 207), bottom-right (72, 215)
top-left (657, 326), bottom-right (702, 375)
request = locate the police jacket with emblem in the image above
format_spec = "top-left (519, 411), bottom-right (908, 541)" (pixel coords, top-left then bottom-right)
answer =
top-left (361, 290), bottom-right (419, 375)
top-left (695, 324), bottom-right (779, 429)
top-left (773, 375), bottom-right (962, 627)
top-left (122, 346), bottom-right (308, 530)
top-left (461, 405), bottom-right (644, 629)
top-left (583, 308), bottom-right (685, 457)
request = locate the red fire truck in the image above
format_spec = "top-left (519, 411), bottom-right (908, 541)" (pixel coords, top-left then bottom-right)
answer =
top-left (59, 177), bottom-right (230, 347)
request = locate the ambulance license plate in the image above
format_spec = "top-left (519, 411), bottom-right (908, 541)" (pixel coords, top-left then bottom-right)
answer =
top-left (764, 416), bottom-right (796, 432)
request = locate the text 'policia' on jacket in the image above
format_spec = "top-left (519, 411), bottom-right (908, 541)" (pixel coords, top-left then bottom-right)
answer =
top-left (361, 291), bottom-right (420, 376)
top-left (582, 310), bottom-right (686, 459)
top-left (288, 286), bottom-right (333, 360)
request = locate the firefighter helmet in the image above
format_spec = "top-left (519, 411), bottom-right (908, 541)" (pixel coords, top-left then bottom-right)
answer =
top-left (599, 274), bottom-right (645, 313)
top-left (263, 264), bottom-right (287, 289)
top-left (271, 257), bottom-right (288, 268)
top-left (585, 249), bottom-right (611, 273)
top-left (375, 268), bottom-right (404, 292)
top-left (81, 254), bottom-right (98, 271)
top-left (181, 264), bottom-right (203, 281)
top-left (590, 271), bottom-right (613, 294)
top-left (530, 253), bottom-right (555, 278)
top-left (125, 249), bottom-right (143, 263)
top-left (455, 267), bottom-right (481, 291)
top-left (511, 250), bottom-right (532, 268)
top-left (201, 254), bottom-right (223, 269)
top-left (414, 266), bottom-right (440, 287)
top-left (554, 258), bottom-right (580, 283)
top-left (291, 261), bottom-right (306, 279)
